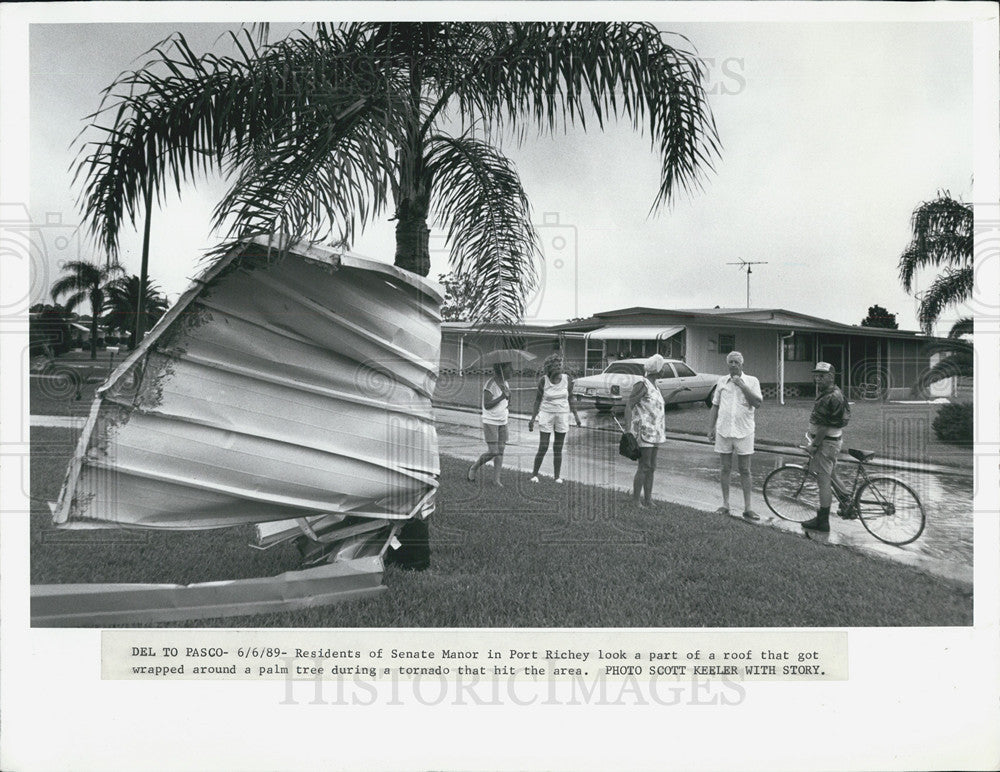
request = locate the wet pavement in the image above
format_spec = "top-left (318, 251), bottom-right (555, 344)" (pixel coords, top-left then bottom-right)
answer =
top-left (435, 406), bottom-right (974, 588)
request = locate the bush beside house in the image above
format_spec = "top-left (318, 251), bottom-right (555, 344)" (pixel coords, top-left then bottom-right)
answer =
top-left (932, 402), bottom-right (973, 444)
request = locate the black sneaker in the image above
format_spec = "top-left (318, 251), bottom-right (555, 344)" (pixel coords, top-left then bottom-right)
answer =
top-left (801, 516), bottom-right (830, 533)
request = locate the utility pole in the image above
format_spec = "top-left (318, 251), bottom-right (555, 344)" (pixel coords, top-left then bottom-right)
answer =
top-left (726, 259), bottom-right (769, 308)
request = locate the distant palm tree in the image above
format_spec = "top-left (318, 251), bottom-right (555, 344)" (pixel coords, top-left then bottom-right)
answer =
top-left (898, 192), bottom-right (973, 391)
top-left (74, 22), bottom-right (720, 326)
top-left (898, 193), bottom-right (973, 334)
top-left (101, 275), bottom-right (170, 349)
top-left (50, 260), bottom-right (123, 359)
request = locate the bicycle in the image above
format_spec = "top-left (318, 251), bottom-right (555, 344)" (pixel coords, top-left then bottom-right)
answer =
top-left (762, 447), bottom-right (926, 546)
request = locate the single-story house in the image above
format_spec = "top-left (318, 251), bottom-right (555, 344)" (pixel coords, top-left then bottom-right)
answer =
top-left (441, 307), bottom-right (965, 402)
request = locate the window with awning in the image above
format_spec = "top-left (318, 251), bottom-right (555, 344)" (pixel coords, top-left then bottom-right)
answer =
top-left (583, 326), bottom-right (685, 372)
top-left (585, 325), bottom-right (685, 341)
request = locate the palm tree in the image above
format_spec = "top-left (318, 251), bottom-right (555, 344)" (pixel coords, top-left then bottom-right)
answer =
top-left (898, 192), bottom-right (973, 334)
top-left (898, 193), bottom-right (974, 392)
top-left (101, 275), bottom-right (170, 349)
top-left (50, 260), bottom-right (123, 359)
top-left (73, 22), bottom-right (720, 325)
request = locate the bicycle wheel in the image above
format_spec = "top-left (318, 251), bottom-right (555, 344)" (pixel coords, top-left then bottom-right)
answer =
top-left (855, 476), bottom-right (926, 545)
top-left (763, 465), bottom-right (820, 523)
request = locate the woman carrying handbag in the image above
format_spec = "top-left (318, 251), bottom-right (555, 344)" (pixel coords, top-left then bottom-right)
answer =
top-left (624, 354), bottom-right (690, 507)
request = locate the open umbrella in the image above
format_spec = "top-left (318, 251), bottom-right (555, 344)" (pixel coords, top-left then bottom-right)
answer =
top-left (473, 348), bottom-right (537, 367)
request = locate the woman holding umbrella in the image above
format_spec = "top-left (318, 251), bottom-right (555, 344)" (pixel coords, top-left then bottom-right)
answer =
top-left (528, 353), bottom-right (582, 483)
top-left (468, 359), bottom-right (514, 486)
top-left (467, 349), bottom-right (534, 486)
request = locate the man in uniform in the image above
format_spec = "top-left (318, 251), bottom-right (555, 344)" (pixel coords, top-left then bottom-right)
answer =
top-left (802, 361), bottom-right (850, 533)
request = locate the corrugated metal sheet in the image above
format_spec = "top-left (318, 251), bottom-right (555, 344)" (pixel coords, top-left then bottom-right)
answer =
top-left (31, 556), bottom-right (386, 626)
top-left (54, 237), bottom-right (442, 534)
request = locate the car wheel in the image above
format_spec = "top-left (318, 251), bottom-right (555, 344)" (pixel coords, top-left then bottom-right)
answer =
top-left (595, 399), bottom-right (613, 413)
top-left (704, 387), bottom-right (715, 408)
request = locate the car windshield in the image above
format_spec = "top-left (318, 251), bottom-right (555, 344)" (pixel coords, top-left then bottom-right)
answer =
top-left (604, 363), bottom-right (644, 376)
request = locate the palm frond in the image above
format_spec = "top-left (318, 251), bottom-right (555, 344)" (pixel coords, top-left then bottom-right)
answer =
top-left (923, 334), bottom-right (972, 358)
top-left (898, 193), bottom-right (973, 293)
top-left (101, 274), bottom-right (169, 337)
top-left (50, 288), bottom-right (87, 313)
top-left (73, 25), bottom-right (399, 257)
top-left (50, 260), bottom-right (123, 312)
top-left (917, 266), bottom-right (974, 333)
top-left (436, 22), bottom-right (721, 210)
top-left (211, 89), bottom-right (401, 248)
top-left (918, 351), bottom-right (973, 390)
top-left (426, 133), bottom-right (539, 326)
top-left (948, 317), bottom-right (973, 338)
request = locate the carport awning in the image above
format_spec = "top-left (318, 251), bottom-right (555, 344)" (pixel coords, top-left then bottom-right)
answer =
top-left (585, 325), bottom-right (684, 341)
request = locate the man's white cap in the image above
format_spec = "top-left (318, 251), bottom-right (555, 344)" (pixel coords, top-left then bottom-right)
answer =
top-left (813, 361), bottom-right (835, 373)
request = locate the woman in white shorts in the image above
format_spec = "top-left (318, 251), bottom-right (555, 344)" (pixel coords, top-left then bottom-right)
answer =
top-left (528, 353), bottom-right (581, 483)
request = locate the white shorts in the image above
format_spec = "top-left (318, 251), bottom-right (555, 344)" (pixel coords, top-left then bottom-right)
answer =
top-left (715, 433), bottom-right (754, 455)
top-left (537, 411), bottom-right (569, 434)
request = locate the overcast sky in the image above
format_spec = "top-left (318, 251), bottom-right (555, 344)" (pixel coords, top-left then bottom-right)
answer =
top-left (27, 15), bottom-right (976, 333)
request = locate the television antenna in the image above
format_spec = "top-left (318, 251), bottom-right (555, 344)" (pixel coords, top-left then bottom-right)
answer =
top-left (726, 259), bottom-right (769, 308)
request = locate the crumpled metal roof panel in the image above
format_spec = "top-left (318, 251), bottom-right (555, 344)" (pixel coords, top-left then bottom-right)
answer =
top-left (54, 239), bottom-right (442, 530)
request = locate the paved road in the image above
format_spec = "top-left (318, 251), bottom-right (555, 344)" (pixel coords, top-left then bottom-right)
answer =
top-left (435, 406), bottom-right (973, 588)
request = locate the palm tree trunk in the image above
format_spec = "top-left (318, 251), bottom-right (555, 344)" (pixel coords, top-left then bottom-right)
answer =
top-left (392, 49), bottom-right (432, 278)
top-left (89, 312), bottom-right (98, 360)
top-left (392, 141), bottom-right (433, 275)
top-left (394, 215), bottom-right (431, 276)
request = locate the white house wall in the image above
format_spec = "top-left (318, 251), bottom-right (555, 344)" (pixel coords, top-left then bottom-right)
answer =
top-left (684, 325), bottom-right (774, 380)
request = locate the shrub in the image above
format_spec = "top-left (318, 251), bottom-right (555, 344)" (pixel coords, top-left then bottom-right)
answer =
top-left (29, 305), bottom-right (73, 356)
top-left (931, 402), bottom-right (973, 444)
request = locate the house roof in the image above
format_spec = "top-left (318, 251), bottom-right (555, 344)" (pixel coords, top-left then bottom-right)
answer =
top-left (440, 321), bottom-right (565, 336)
top-left (439, 308), bottom-right (946, 343)
top-left (553, 307), bottom-right (927, 340)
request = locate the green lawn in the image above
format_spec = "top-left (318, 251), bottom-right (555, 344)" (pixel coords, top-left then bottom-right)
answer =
top-left (31, 427), bottom-right (972, 628)
top-left (29, 351), bottom-right (111, 417)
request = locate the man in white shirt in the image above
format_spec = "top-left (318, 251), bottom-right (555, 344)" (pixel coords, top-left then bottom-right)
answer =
top-left (707, 351), bottom-right (763, 520)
